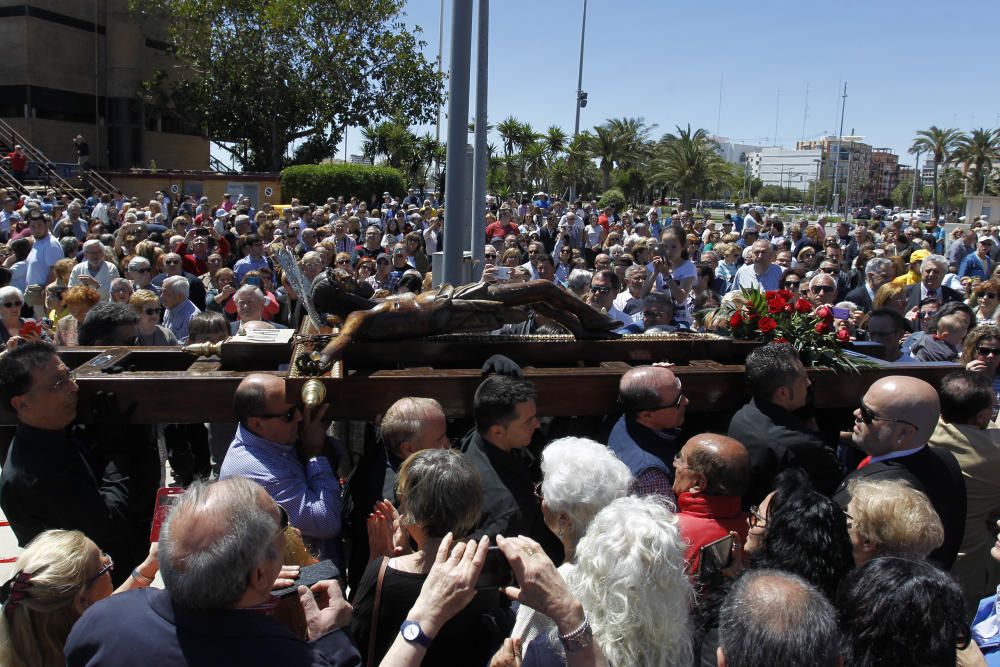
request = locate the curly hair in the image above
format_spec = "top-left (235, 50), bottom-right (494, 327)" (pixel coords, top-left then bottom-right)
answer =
top-left (836, 556), bottom-right (970, 667)
top-left (751, 469), bottom-right (854, 599)
top-left (566, 496), bottom-right (693, 667)
top-left (961, 323), bottom-right (1000, 366)
top-left (539, 437), bottom-right (633, 546)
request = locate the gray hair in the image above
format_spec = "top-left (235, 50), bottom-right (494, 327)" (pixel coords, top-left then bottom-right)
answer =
top-left (920, 253), bottom-right (948, 273)
top-left (566, 268), bottom-right (593, 293)
top-left (540, 437), bottom-right (632, 544)
top-left (719, 569), bottom-right (839, 667)
top-left (159, 478), bottom-right (280, 610)
top-left (0, 285), bottom-right (23, 303)
top-left (381, 397), bottom-right (444, 457)
top-left (864, 257), bottom-right (892, 278)
top-left (235, 284), bottom-right (265, 304)
top-left (162, 275), bottom-right (190, 298)
top-left (82, 239), bottom-right (103, 253)
top-left (127, 256), bottom-right (150, 271)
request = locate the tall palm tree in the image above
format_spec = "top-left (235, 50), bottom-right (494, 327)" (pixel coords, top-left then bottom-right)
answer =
top-left (522, 142), bottom-right (548, 191)
top-left (544, 125), bottom-right (568, 157)
top-left (514, 122), bottom-right (541, 154)
top-left (585, 125), bottom-right (625, 191)
top-left (607, 117), bottom-right (657, 170)
top-left (653, 125), bottom-right (727, 204)
top-left (955, 128), bottom-right (1000, 195)
top-left (496, 116), bottom-right (522, 157)
top-left (910, 126), bottom-right (963, 216)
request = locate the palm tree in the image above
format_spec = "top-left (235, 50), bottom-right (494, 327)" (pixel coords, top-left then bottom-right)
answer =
top-left (585, 125), bottom-right (625, 191)
top-left (955, 128), bottom-right (1000, 195)
top-left (514, 122), bottom-right (541, 154)
top-left (910, 126), bottom-right (963, 216)
top-left (522, 142), bottom-right (548, 191)
top-left (653, 125), bottom-right (727, 204)
top-left (544, 125), bottom-right (568, 157)
top-left (607, 117), bottom-right (657, 170)
top-left (496, 116), bottom-right (522, 157)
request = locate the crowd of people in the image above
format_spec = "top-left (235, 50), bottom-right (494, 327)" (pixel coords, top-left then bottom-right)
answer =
top-left (0, 183), bottom-right (999, 666)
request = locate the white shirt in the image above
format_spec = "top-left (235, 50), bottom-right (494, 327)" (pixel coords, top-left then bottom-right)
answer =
top-left (68, 260), bottom-right (120, 300)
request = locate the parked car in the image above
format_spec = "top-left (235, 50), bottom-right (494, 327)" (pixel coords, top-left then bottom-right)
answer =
top-left (783, 205), bottom-right (802, 213)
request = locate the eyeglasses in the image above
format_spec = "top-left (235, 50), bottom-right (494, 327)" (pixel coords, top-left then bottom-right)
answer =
top-left (376, 259), bottom-right (390, 265)
top-left (533, 481), bottom-right (544, 502)
top-left (336, 259), bottom-right (351, 265)
top-left (2, 300), bottom-right (23, 309)
top-left (783, 280), bottom-right (800, 288)
top-left (820, 267), bottom-right (838, 274)
top-left (748, 505), bottom-right (768, 530)
top-left (38, 370), bottom-right (77, 393)
top-left (858, 401), bottom-right (917, 429)
top-left (164, 260), bottom-right (180, 266)
top-left (645, 392), bottom-right (685, 411)
top-left (253, 406), bottom-right (299, 422)
top-left (810, 285), bottom-right (835, 294)
top-left (274, 504), bottom-right (290, 539)
top-left (978, 346), bottom-right (1000, 357)
top-left (590, 285), bottom-right (611, 294)
top-left (143, 307), bottom-right (161, 316)
top-left (672, 454), bottom-right (689, 471)
top-left (983, 293), bottom-right (999, 300)
top-left (86, 553), bottom-right (114, 587)
top-left (130, 267), bottom-right (150, 274)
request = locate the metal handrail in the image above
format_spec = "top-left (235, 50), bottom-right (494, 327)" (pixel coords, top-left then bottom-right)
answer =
top-left (0, 118), bottom-right (117, 198)
top-left (0, 162), bottom-right (27, 197)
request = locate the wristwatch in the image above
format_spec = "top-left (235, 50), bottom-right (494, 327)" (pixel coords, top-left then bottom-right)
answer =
top-left (400, 620), bottom-right (433, 648)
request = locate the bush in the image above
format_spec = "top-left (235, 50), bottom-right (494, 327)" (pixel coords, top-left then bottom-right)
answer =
top-left (280, 164), bottom-right (406, 204)
top-left (597, 187), bottom-right (627, 211)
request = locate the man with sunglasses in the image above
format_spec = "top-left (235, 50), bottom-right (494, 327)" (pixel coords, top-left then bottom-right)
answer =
top-left (834, 375), bottom-right (966, 568)
top-left (807, 273), bottom-right (838, 306)
top-left (609, 365), bottom-right (689, 500)
top-left (728, 343), bottom-right (844, 508)
top-left (0, 342), bottom-right (157, 585)
top-left (221, 373), bottom-right (344, 566)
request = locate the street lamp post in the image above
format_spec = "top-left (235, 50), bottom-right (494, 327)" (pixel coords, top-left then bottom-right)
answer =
top-left (567, 0), bottom-right (588, 206)
top-left (910, 150), bottom-right (921, 214)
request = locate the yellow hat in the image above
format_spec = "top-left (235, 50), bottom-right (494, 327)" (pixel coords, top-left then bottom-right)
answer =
top-left (910, 249), bottom-right (931, 263)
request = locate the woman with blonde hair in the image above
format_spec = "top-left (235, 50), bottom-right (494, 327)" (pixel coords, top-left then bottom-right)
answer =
top-left (845, 478), bottom-right (944, 566)
top-left (129, 289), bottom-right (176, 345)
top-left (0, 529), bottom-right (157, 667)
top-left (55, 286), bottom-right (100, 346)
top-left (51, 258), bottom-right (77, 287)
top-left (872, 281), bottom-right (908, 315)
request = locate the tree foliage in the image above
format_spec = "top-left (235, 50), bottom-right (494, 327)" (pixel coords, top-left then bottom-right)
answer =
top-left (652, 125), bottom-right (730, 205)
top-left (130, 0), bottom-right (444, 172)
top-left (281, 164), bottom-right (406, 204)
top-left (910, 126), bottom-right (963, 216)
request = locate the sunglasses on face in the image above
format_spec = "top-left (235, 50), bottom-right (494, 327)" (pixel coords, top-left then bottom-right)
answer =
top-left (983, 293), bottom-right (999, 300)
top-left (143, 307), bottom-right (161, 316)
top-left (254, 406), bottom-right (299, 422)
top-left (978, 346), bottom-right (1000, 357)
top-left (858, 401), bottom-right (917, 429)
top-left (2, 300), bottom-right (23, 308)
top-left (165, 260), bottom-right (180, 266)
top-left (820, 267), bottom-right (837, 274)
top-left (590, 285), bottom-right (611, 294)
top-left (810, 285), bottom-right (835, 294)
top-left (783, 280), bottom-right (800, 288)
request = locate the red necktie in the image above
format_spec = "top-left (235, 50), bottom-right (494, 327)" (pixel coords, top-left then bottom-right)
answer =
top-left (856, 456), bottom-right (871, 470)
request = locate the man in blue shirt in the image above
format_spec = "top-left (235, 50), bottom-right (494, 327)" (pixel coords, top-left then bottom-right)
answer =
top-left (233, 234), bottom-right (271, 284)
top-left (959, 236), bottom-right (994, 281)
top-left (220, 373), bottom-right (345, 566)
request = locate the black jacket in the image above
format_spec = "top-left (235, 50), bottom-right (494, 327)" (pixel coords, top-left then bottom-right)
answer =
top-left (728, 398), bottom-right (845, 508)
top-left (833, 446), bottom-right (966, 569)
top-left (905, 283), bottom-right (964, 311)
top-left (460, 429), bottom-right (562, 561)
top-left (0, 423), bottom-right (153, 581)
top-left (844, 284), bottom-right (873, 312)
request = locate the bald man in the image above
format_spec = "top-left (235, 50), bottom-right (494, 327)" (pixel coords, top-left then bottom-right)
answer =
top-left (673, 434), bottom-right (750, 575)
top-left (609, 365), bottom-right (689, 498)
top-left (834, 375), bottom-right (966, 568)
top-left (220, 374), bottom-right (345, 567)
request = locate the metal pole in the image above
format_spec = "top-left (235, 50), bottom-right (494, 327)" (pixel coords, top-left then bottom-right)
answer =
top-left (845, 141), bottom-right (854, 221)
top-left (470, 0), bottom-right (489, 279)
top-left (442, 0), bottom-right (473, 287)
top-left (435, 0), bottom-right (445, 148)
top-left (910, 150), bottom-right (921, 213)
top-left (812, 159), bottom-right (820, 208)
top-left (568, 0), bottom-right (587, 206)
top-left (831, 82), bottom-right (847, 214)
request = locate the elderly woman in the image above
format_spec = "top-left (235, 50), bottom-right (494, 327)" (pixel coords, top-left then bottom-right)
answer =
top-left (972, 279), bottom-right (1000, 324)
top-left (206, 266), bottom-right (236, 317)
top-left (1, 286), bottom-right (29, 348)
top-left (55, 285), bottom-right (100, 346)
top-left (129, 289), bottom-right (177, 346)
top-left (350, 449), bottom-right (509, 666)
top-left (745, 470), bottom-right (854, 599)
top-left (513, 438), bottom-right (632, 646)
top-left (521, 495), bottom-right (694, 666)
top-left (109, 277), bottom-right (133, 304)
top-left (844, 478), bottom-right (943, 566)
top-left (0, 529), bottom-right (158, 667)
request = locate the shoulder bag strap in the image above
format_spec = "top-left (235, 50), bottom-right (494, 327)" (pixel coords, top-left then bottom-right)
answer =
top-left (366, 557), bottom-right (390, 667)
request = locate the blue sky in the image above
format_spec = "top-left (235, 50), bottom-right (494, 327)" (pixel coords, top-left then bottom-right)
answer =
top-left (331, 0), bottom-right (1000, 168)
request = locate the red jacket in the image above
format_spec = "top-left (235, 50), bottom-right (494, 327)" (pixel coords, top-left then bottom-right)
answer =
top-left (676, 492), bottom-right (748, 574)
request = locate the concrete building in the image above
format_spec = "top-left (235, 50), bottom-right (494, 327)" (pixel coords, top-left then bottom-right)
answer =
top-left (752, 148), bottom-right (823, 199)
top-left (710, 136), bottom-right (763, 168)
top-left (869, 148), bottom-right (900, 202)
top-left (797, 136), bottom-right (872, 208)
top-left (0, 0), bottom-right (208, 170)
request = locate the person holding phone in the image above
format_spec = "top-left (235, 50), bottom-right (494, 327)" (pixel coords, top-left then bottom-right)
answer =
top-left (350, 449), bottom-right (511, 667)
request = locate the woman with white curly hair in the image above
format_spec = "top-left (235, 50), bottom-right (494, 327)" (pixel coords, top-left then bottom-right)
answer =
top-left (512, 437), bottom-right (632, 645)
top-left (520, 495), bottom-right (694, 667)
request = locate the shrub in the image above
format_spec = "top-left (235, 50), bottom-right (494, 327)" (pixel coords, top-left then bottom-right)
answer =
top-left (280, 164), bottom-right (406, 204)
top-left (597, 187), bottom-right (627, 211)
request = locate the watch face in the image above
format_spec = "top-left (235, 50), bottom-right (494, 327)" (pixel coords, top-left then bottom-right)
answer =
top-left (402, 624), bottom-right (419, 640)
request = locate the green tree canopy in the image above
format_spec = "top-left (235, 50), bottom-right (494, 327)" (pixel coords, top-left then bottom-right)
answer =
top-left (131, 0), bottom-right (444, 172)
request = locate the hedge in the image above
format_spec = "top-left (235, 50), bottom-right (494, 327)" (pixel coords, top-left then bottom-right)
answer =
top-left (597, 187), bottom-right (627, 211)
top-left (280, 164), bottom-right (407, 204)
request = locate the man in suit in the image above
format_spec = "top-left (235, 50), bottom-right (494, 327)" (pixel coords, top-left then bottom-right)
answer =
top-left (845, 257), bottom-right (894, 313)
top-left (905, 253), bottom-right (964, 311)
top-left (834, 375), bottom-right (966, 569)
